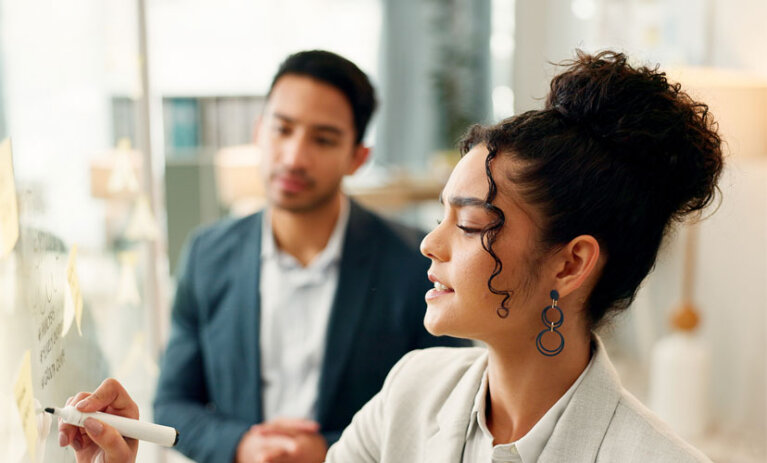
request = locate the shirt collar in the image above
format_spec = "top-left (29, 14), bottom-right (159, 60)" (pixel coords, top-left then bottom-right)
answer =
top-left (467, 368), bottom-right (490, 439)
top-left (260, 196), bottom-right (350, 270)
top-left (468, 355), bottom-right (595, 463)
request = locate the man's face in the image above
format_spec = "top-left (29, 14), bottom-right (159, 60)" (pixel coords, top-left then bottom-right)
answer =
top-left (255, 74), bottom-right (368, 213)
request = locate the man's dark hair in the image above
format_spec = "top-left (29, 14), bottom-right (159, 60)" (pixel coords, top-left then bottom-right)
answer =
top-left (269, 50), bottom-right (377, 144)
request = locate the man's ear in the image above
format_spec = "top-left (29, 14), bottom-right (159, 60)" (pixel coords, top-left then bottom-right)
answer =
top-left (552, 235), bottom-right (601, 299)
top-left (347, 145), bottom-right (371, 175)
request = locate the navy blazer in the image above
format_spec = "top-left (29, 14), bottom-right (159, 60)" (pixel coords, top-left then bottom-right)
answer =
top-left (154, 201), bottom-right (468, 463)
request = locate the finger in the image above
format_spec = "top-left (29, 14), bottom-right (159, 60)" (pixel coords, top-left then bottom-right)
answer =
top-left (259, 445), bottom-right (290, 463)
top-left (78, 426), bottom-right (93, 449)
top-left (256, 418), bottom-right (320, 437)
top-left (59, 396), bottom-right (74, 447)
top-left (255, 427), bottom-right (296, 438)
top-left (82, 417), bottom-right (136, 462)
top-left (71, 432), bottom-right (83, 451)
top-left (76, 378), bottom-right (138, 419)
top-left (69, 391), bottom-right (92, 407)
top-left (254, 425), bottom-right (298, 438)
top-left (263, 434), bottom-right (298, 453)
top-left (65, 422), bottom-right (90, 451)
top-left (59, 392), bottom-right (92, 446)
top-left (270, 418), bottom-right (320, 433)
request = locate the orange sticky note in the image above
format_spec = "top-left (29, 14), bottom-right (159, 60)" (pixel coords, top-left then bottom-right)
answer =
top-left (13, 351), bottom-right (38, 463)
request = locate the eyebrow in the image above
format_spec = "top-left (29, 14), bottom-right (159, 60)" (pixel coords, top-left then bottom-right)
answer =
top-left (273, 113), bottom-right (344, 136)
top-left (439, 192), bottom-right (487, 208)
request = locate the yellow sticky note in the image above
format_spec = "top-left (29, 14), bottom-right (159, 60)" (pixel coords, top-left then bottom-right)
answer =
top-left (125, 194), bottom-right (159, 241)
top-left (66, 244), bottom-right (83, 336)
top-left (13, 351), bottom-right (38, 463)
top-left (0, 138), bottom-right (20, 258)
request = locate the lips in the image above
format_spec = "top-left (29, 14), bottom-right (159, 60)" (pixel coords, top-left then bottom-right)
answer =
top-left (273, 174), bottom-right (311, 193)
top-left (426, 274), bottom-right (453, 301)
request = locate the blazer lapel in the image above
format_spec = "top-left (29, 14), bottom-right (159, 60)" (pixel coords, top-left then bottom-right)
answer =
top-left (234, 212), bottom-right (264, 422)
top-left (424, 350), bottom-right (488, 463)
top-left (316, 202), bottom-right (377, 423)
top-left (538, 336), bottom-right (622, 463)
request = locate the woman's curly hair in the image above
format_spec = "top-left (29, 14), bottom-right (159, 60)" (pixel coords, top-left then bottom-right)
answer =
top-left (459, 50), bottom-right (723, 328)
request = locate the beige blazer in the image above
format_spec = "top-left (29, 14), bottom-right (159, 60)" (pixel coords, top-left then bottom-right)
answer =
top-left (326, 338), bottom-right (711, 462)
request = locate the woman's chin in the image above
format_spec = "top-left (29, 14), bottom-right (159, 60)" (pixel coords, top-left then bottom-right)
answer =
top-left (423, 309), bottom-right (442, 336)
top-left (423, 308), bottom-right (456, 337)
top-left (424, 321), bottom-right (444, 337)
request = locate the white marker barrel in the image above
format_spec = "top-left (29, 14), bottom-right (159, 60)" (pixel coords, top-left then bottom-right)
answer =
top-left (53, 406), bottom-right (178, 447)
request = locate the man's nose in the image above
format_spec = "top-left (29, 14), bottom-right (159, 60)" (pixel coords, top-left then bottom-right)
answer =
top-left (280, 134), bottom-right (311, 169)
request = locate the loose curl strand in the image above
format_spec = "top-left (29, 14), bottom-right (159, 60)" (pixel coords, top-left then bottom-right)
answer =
top-left (461, 128), bottom-right (513, 316)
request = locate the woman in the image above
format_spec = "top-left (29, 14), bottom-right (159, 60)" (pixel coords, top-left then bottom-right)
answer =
top-left (326, 50), bottom-right (721, 463)
top-left (62, 51), bottom-right (721, 462)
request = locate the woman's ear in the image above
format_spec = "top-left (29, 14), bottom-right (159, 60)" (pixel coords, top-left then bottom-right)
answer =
top-left (552, 235), bottom-right (601, 298)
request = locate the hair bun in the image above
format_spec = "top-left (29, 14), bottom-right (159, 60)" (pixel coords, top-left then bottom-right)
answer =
top-left (545, 50), bottom-right (723, 218)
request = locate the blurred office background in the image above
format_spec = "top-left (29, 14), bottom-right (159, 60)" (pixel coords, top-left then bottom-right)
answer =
top-left (0, 0), bottom-right (765, 462)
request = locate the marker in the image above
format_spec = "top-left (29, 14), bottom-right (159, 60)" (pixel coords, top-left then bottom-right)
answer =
top-left (45, 406), bottom-right (179, 447)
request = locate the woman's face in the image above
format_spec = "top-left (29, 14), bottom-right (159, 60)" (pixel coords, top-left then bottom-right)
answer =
top-left (420, 145), bottom-right (550, 343)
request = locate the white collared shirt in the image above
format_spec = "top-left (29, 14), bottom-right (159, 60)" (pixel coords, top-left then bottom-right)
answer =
top-left (259, 198), bottom-right (349, 421)
top-left (462, 357), bottom-right (593, 463)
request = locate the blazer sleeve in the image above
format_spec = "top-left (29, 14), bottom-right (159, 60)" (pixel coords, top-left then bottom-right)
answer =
top-left (321, 430), bottom-right (343, 449)
top-left (153, 233), bottom-right (250, 463)
top-left (325, 350), bottom-right (417, 462)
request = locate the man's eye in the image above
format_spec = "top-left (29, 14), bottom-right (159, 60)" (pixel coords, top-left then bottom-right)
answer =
top-left (316, 137), bottom-right (338, 147)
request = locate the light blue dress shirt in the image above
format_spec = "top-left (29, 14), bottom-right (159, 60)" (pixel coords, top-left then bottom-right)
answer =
top-left (259, 198), bottom-right (350, 421)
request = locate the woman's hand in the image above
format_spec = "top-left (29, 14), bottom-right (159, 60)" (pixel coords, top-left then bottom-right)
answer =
top-left (58, 378), bottom-right (139, 463)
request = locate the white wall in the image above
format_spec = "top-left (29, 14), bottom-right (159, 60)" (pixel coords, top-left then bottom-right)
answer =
top-left (710, 0), bottom-right (767, 75)
top-left (146, 0), bottom-right (381, 96)
top-left (1, 0), bottom-right (113, 248)
top-left (509, 0), bottom-right (767, 457)
top-left (513, 0), bottom-right (767, 113)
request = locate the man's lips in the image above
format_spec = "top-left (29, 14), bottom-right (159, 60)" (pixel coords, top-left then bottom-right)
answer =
top-left (272, 174), bottom-right (311, 193)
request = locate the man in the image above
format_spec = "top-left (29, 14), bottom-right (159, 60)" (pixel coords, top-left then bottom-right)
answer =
top-left (154, 50), bottom-right (467, 463)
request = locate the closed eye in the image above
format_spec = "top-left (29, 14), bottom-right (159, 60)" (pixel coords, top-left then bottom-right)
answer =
top-left (457, 225), bottom-right (481, 235)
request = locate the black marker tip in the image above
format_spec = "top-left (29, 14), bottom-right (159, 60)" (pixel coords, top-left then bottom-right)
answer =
top-left (44, 407), bottom-right (54, 414)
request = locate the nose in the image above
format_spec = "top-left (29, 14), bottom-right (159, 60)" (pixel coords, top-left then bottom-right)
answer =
top-left (280, 133), bottom-right (311, 169)
top-left (420, 223), bottom-right (448, 262)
